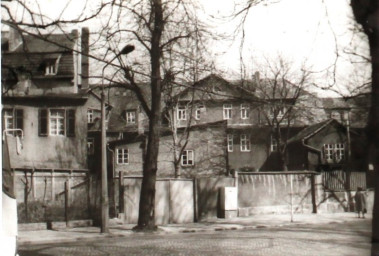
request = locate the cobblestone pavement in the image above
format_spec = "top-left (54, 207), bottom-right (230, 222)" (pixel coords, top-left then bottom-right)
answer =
top-left (18, 220), bottom-right (371, 256)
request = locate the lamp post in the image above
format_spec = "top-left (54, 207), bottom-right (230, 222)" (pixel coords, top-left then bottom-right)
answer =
top-left (100, 44), bottom-right (135, 233)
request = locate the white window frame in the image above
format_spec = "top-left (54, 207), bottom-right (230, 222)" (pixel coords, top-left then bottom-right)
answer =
top-left (49, 109), bottom-right (65, 136)
top-left (335, 143), bottom-right (345, 161)
top-left (323, 144), bottom-right (333, 161)
top-left (117, 148), bottom-right (129, 164)
top-left (195, 105), bottom-right (205, 120)
top-left (177, 106), bottom-right (187, 121)
top-left (240, 104), bottom-right (250, 119)
top-left (87, 109), bottom-right (94, 123)
top-left (324, 144), bottom-right (345, 161)
top-left (240, 134), bottom-right (251, 152)
top-left (270, 136), bottom-right (278, 152)
top-left (45, 62), bottom-right (57, 75)
top-left (87, 137), bottom-right (94, 155)
top-left (227, 134), bottom-right (234, 152)
top-left (223, 104), bottom-right (232, 120)
top-left (4, 109), bottom-right (14, 134)
top-left (126, 110), bottom-right (136, 124)
top-left (181, 150), bottom-right (194, 166)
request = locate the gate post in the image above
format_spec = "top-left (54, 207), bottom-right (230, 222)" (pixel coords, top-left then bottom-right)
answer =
top-left (311, 173), bottom-right (317, 213)
top-left (118, 171), bottom-right (124, 214)
top-left (65, 181), bottom-right (70, 225)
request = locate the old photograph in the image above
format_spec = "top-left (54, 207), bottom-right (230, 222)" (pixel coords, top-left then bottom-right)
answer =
top-left (1, 0), bottom-right (377, 255)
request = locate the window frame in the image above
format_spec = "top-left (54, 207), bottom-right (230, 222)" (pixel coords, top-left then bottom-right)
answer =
top-left (240, 134), bottom-right (251, 152)
top-left (223, 104), bottom-right (232, 120)
top-left (181, 150), bottom-right (194, 166)
top-left (227, 134), bottom-right (234, 152)
top-left (116, 148), bottom-right (129, 165)
top-left (177, 106), bottom-right (187, 121)
top-left (45, 60), bottom-right (57, 76)
top-left (323, 143), bottom-right (345, 161)
top-left (3, 109), bottom-right (14, 134)
top-left (87, 109), bottom-right (94, 124)
top-left (240, 104), bottom-right (250, 119)
top-left (49, 109), bottom-right (66, 136)
top-left (270, 135), bottom-right (278, 152)
top-left (87, 137), bottom-right (95, 155)
top-left (195, 105), bottom-right (205, 120)
top-left (126, 110), bottom-right (136, 124)
top-left (335, 143), bottom-right (345, 161)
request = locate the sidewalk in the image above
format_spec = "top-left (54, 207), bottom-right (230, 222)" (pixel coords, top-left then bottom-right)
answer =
top-left (18, 212), bottom-right (371, 246)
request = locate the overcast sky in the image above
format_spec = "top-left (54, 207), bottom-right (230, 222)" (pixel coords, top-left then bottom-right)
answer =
top-left (3, 0), bottom-right (370, 96)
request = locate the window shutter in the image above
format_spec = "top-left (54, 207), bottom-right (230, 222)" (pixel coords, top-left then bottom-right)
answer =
top-left (66, 109), bottom-right (75, 137)
top-left (15, 109), bottom-right (24, 131)
top-left (38, 109), bottom-right (48, 136)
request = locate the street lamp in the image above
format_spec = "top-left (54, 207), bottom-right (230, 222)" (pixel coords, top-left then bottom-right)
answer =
top-left (100, 44), bottom-right (135, 233)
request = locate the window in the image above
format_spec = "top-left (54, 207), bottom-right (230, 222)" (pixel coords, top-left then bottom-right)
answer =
top-left (270, 136), bottom-right (278, 152)
top-left (49, 109), bottom-right (65, 136)
top-left (269, 107), bottom-right (286, 119)
top-left (38, 109), bottom-right (75, 137)
top-left (181, 150), bottom-right (194, 166)
top-left (126, 111), bottom-right (136, 124)
top-left (227, 134), bottom-right (234, 152)
top-left (335, 143), bottom-right (345, 161)
top-left (117, 148), bottom-right (129, 164)
top-left (223, 104), bottom-right (232, 120)
top-left (177, 106), bottom-right (187, 120)
top-left (324, 144), bottom-right (334, 160)
top-left (87, 138), bottom-right (94, 155)
top-left (240, 134), bottom-right (251, 152)
top-left (45, 61), bottom-right (57, 75)
top-left (87, 109), bottom-right (94, 123)
top-left (2, 109), bottom-right (23, 135)
top-left (195, 105), bottom-right (205, 120)
top-left (323, 143), bottom-right (345, 161)
top-left (240, 104), bottom-right (250, 119)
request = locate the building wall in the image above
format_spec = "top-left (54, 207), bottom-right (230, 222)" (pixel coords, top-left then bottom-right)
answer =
top-left (5, 102), bottom-right (88, 170)
top-left (175, 101), bottom-right (260, 128)
top-left (227, 128), bottom-right (271, 172)
top-left (113, 125), bottom-right (227, 178)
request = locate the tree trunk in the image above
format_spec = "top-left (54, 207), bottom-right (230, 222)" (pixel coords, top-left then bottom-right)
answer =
top-left (351, 0), bottom-right (379, 249)
top-left (136, 0), bottom-right (163, 230)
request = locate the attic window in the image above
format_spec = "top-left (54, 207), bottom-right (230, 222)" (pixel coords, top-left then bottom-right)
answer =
top-left (44, 57), bottom-right (60, 75)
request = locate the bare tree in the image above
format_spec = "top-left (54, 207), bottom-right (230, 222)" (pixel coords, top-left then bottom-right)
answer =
top-left (2, 0), bottom-right (212, 230)
top-left (350, 0), bottom-right (379, 248)
top-left (252, 55), bottom-right (313, 171)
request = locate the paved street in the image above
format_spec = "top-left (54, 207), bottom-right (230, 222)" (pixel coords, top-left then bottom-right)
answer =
top-left (19, 219), bottom-right (371, 256)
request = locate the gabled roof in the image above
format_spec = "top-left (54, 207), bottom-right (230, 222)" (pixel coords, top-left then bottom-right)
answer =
top-left (2, 32), bottom-right (77, 80)
top-left (176, 74), bottom-right (258, 103)
top-left (4, 33), bottom-right (75, 53)
top-left (287, 119), bottom-right (337, 144)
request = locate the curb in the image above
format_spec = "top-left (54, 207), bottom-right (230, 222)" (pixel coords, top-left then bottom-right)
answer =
top-left (18, 216), bottom-right (367, 246)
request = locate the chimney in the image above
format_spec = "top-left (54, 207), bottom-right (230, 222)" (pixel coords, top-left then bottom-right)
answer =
top-left (8, 26), bottom-right (22, 52)
top-left (81, 27), bottom-right (89, 89)
top-left (71, 29), bottom-right (79, 92)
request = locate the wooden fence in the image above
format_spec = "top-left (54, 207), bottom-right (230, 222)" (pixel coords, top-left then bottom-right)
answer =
top-left (322, 170), bottom-right (366, 191)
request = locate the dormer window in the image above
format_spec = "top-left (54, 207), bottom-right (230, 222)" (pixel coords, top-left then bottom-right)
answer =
top-left (45, 60), bottom-right (57, 75)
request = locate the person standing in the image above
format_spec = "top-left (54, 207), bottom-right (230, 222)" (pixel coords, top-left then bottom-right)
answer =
top-left (354, 187), bottom-right (367, 218)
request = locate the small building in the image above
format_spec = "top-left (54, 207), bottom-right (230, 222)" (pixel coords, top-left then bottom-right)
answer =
top-left (1, 27), bottom-right (90, 206)
top-left (108, 121), bottom-right (228, 178)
